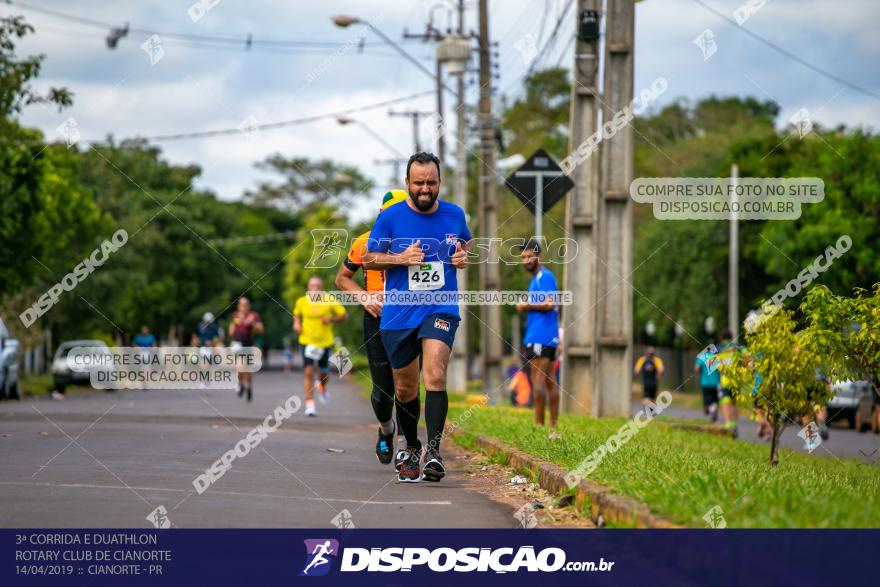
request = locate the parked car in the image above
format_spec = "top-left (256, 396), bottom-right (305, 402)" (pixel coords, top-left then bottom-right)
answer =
top-left (0, 318), bottom-right (20, 400)
top-left (52, 340), bottom-right (110, 394)
top-left (827, 380), bottom-right (873, 431)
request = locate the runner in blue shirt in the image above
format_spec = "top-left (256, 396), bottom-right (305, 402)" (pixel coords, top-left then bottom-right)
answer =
top-left (694, 345), bottom-right (721, 422)
top-left (197, 312), bottom-right (222, 346)
top-left (132, 326), bottom-right (156, 348)
top-left (515, 239), bottom-right (560, 434)
top-left (364, 152), bottom-right (471, 484)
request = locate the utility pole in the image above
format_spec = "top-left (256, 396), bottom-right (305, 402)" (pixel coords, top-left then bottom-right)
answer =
top-left (448, 0), bottom-right (469, 394)
top-left (403, 6), bottom-right (471, 392)
top-left (388, 109), bottom-right (434, 152)
top-left (593, 0), bottom-right (635, 416)
top-left (402, 26), bottom-right (448, 166)
top-left (436, 57), bottom-right (446, 165)
top-left (729, 163), bottom-right (739, 336)
top-left (560, 1), bottom-right (600, 415)
top-left (477, 0), bottom-right (502, 402)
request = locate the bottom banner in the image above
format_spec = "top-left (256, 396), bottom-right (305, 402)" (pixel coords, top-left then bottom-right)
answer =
top-left (4, 529), bottom-right (876, 585)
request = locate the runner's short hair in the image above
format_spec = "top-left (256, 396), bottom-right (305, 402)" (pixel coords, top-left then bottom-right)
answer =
top-left (518, 238), bottom-right (542, 255)
top-left (406, 152), bottom-right (441, 180)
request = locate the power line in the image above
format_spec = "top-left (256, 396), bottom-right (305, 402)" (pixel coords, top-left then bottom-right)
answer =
top-left (138, 90), bottom-right (434, 142)
top-left (524, 0), bottom-right (574, 78)
top-left (3, 1), bottom-right (422, 52)
top-left (28, 22), bottom-right (412, 57)
top-left (691, 0), bottom-right (880, 102)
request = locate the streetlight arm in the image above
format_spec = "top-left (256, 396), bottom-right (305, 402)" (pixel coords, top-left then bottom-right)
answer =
top-left (363, 21), bottom-right (456, 96)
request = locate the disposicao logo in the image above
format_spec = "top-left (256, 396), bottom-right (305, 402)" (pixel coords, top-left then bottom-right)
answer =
top-left (300, 539), bottom-right (339, 577)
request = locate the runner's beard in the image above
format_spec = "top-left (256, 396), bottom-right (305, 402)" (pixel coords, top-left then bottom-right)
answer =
top-left (409, 190), bottom-right (438, 211)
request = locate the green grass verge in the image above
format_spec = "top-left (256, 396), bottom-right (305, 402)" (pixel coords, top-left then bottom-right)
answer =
top-left (20, 374), bottom-right (55, 397)
top-left (448, 404), bottom-right (880, 528)
top-left (18, 374), bottom-right (96, 398)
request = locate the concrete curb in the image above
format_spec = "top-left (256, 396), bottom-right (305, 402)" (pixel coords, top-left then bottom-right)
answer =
top-left (457, 433), bottom-right (681, 528)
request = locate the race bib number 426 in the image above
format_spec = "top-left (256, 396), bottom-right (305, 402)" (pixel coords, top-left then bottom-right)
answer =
top-left (408, 262), bottom-right (445, 290)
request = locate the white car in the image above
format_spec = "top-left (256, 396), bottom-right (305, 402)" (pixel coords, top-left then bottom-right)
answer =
top-left (52, 340), bottom-right (111, 393)
top-left (827, 380), bottom-right (873, 431)
top-left (0, 318), bottom-right (20, 400)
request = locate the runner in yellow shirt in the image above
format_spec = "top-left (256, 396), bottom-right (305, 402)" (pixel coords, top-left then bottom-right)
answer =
top-left (293, 276), bottom-right (346, 417)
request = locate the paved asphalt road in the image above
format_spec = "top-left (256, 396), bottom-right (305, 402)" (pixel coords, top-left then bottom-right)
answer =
top-left (634, 399), bottom-right (880, 464)
top-left (0, 369), bottom-right (518, 529)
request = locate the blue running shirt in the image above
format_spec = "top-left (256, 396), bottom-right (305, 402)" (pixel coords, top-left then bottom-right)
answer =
top-left (523, 269), bottom-right (560, 347)
top-left (367, 200), bottom-right (471, 330)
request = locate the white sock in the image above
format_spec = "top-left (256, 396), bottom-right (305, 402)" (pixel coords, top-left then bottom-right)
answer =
top-left (379, 419), bottom-right (395, 435)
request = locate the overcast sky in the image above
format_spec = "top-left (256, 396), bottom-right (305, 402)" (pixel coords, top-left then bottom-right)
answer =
top-left (6, 0), bottom-right (879, 223)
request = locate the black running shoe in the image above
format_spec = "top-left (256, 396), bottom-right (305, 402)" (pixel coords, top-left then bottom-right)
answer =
top-left (237, 384), bottom-right (245, 398)
top-left (246, 387), bottom-right (252, 402)
top-left (397, 446), bottom-right (421, 483)
top-left (422, 449), bottom-right (445, 482)
top-left (376, 426), bottom-right (394, 465)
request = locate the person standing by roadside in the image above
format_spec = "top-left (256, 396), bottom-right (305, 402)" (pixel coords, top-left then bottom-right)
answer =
top-left (132, 325), bottom-right (158, 391)
top-left (515, 239), bottom-right (561, 438)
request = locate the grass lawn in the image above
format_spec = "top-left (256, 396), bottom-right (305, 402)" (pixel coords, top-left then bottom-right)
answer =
top-left (17, 374), bottom-right (95, 398)
top-left (19, 373), bottom-right (56, 397)
top-left (448, 404), bottom-right (880, 528)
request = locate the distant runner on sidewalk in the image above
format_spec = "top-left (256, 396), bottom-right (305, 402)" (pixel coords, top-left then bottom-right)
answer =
top-left (634, 347), bottom-right (664, 410)
top-left (695, 345), bottom-right (720, 422)
top-left (715, 329), bottom-right (740, 438)
top-left (293, 276), bottom-right (346, 417)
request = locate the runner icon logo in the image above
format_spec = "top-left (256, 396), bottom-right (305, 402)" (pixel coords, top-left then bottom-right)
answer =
top-left (434, 318), bottom-right (450, 332)
top-left (300, 539), bottom-right (340, 577)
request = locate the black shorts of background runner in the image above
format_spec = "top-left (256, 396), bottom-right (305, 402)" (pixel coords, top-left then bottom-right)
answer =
top-left (701, 386), bottom-right (718, 408)
top-left (524, 343), bottom-right (556, 361)
top-left (364, 314), bottom-right (395, 424)
top-left (643, 385), bottom-right (658, 400)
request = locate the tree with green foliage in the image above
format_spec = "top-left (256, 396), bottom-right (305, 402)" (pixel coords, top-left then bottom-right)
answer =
top-left (501, 67), bottom-right (570, 160)
top-left (633, 98), bottom-right (878, 347)
top-left (0, 16), bottom-right (100, 305)
top-left (801, 284), bottom-right (880, 402)
top-left (720, 308), bottom-right (829, 466)
top-left (740, 130), bottom-right (880, 293)
top-left (0, 16), bottom-right (71, 121)
top-left (247, 155), bottom-right (374, 211)
top-left (632, 97), bottom-right (779, 344)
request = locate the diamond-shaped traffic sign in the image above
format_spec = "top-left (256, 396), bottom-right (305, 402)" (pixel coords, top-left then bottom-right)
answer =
top-left (504, 148), bottom-right (574, 216)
